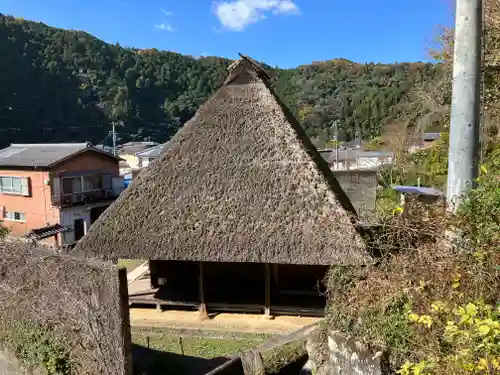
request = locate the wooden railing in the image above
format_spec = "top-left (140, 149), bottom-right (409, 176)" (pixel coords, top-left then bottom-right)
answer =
top-left (51, 189), bottom-right (121, 207)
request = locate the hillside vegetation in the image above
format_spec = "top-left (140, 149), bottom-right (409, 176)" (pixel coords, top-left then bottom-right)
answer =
top-left (0, 14), bottom-right (446, 148)
top-left (325, 1), bottom-right (500, 373)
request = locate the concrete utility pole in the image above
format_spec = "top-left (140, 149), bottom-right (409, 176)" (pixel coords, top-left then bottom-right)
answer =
top-left (446, 0), bottom-right (483, 212)
top-left (334, 120), bottom-right (339, 170)
top-left (111, 120), bottom-right (124, 156)
top-left (112, 121), bottom-right (117, 156)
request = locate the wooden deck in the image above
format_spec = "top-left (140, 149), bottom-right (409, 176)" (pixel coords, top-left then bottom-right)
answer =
top-left (128, 278), bottom-right (199, 308)
top-left (128, 277), bottom-right (324, 317)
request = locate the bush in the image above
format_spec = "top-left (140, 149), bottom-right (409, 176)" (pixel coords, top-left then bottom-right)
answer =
top-left (0, 319), bottom-right (71, 375)
top-left (326, 168), bottom-right (500, 374)
top-left (0, 224), bottom-right (10, 239)
top-left (400, 300), bottom-right (500, 374)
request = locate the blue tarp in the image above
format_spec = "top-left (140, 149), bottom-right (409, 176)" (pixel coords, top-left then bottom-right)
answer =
top-left (392, 185), bottom-right (444, 197)
top-left (124, 173), bottom-right (132, 188)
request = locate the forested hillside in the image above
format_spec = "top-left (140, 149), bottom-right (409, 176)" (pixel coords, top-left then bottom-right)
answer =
top-left (0, 14), bottom-right (446, 148)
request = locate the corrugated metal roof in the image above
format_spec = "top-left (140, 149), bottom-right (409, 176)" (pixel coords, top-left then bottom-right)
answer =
top-left (422, 133), bottom-right (441, 141)
top-left (392, 185), bottom-right (444, 196)
top-left (0, 143), bottom-right (120, 168)
top-left (135, 143), bottom-right (166, 158)
top-left (118, 141), bottom-right (159, 155)
top-left (319, 149), bottom-right (394, 162)
top-left (26, 224), bottom-right (68, 240)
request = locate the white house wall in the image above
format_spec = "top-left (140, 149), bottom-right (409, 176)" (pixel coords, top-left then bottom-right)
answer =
top-left (59, 202), bottom-right (113, 246)
top-left (140, 157), bottom-right (151, 168)
top-left (331, 157), bottom-right (394, 171)
top-left (59, 206), bottom-right (91, 246)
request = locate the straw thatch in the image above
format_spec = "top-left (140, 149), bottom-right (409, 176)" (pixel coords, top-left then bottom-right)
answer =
top-left (75, 54), bottom-right (371, 265)
top-left (0, 240), bottom-right (130, 375)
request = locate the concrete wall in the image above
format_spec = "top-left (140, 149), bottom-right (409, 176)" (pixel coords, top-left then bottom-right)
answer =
top-left (333, 170), bottom-right (377, 219)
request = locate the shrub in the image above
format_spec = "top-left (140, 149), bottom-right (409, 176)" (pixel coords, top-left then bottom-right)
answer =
top-left (0, 319), bottom-right (71, 375)
top-left (326, 167), bottom-right (500, 374)
top-left (0, 224), bottom-right (10, 239)
top-left (400, 300), bottom-right (500, 374)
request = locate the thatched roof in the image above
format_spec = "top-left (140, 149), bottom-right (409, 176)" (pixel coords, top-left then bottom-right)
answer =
top-left (74, 54), bottom-right (371, 265)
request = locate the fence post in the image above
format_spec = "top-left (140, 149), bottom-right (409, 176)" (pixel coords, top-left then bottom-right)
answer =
top-left (118, 268), bottom-right (134, 375)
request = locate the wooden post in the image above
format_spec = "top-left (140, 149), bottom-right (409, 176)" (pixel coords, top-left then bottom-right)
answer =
top-left (53, 233), bottom-right (59, 249)
top-left (149, 260), bottom-right (159, 289)
top-left (118, 268), bottom-right (134, 375)
top-left (264, 263), bottom-right (273, 319)
top-left (198, 262), bottom-right (208, 320)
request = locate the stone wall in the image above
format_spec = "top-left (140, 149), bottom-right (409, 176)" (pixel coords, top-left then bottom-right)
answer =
top-left (306, 328), bottom-right (389, 375)
top-left (206, 323), bottom-right (390, 375)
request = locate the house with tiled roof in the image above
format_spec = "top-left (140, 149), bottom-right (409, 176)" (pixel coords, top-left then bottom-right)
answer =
top-left (0, 143), bottom-right (123, 247)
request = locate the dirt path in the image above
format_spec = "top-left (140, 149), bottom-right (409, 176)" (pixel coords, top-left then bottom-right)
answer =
top-left (129, 308), bottom-right (321, 335)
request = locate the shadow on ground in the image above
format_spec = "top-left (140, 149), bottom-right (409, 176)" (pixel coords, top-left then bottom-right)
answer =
top-left (132, 344), bottom-right (230, 375)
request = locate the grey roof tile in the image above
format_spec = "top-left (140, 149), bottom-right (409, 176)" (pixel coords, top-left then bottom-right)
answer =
top-left (0, 143), bottom-right (120, 168)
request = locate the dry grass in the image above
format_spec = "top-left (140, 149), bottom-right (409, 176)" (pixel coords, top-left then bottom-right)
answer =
top-left (326, 197), bottom-right (500, 373)
top-left (0, 240), bottom-right (129, 375)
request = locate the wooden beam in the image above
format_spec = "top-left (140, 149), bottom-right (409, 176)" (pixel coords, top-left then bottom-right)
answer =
top-left (198, 262), bottom-right (208, 319)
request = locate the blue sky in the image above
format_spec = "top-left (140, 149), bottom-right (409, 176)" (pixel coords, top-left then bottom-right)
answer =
top-left (1, 0), bottom-right (453, 68)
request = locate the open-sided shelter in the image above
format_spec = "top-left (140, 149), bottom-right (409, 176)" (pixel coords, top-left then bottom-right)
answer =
top-left (75, 54), bottom-right (372, 317)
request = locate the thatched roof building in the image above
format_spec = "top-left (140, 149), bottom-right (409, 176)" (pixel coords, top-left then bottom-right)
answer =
top-left (75, 54), bottom-right (370, 265)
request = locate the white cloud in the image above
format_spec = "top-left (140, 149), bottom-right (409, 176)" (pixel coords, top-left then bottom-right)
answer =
top-left (160, 8), bottom-right (174, 16)
top-left (274, 0), bottom-right (299, 14)
top-left (154, 23), bottom-right (176, 32)
top-left (212, 0), bottom-right (300, 32)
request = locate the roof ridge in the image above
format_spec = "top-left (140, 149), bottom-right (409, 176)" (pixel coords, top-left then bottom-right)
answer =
top-left (225, 54), bottom-right (270, 84)
top-left (10, 143), bottom-right (90, 148)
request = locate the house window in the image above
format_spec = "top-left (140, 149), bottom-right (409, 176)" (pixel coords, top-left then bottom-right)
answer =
top-left (0, 176), bottom-right (30, 196)
top-left (83, 176), bottom-right (94, 192)
top-left (62, 175), bottom-right (107, 195)
top-left (62, 178), bottom-right (74, 195)
top-left (93, 175), bottom-right (103, 190)
top-left (4, 211), bottom-right (26, 222)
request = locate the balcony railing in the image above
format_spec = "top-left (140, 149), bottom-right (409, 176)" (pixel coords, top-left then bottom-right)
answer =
top-left (51, 188), bottom-right (123, 207)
